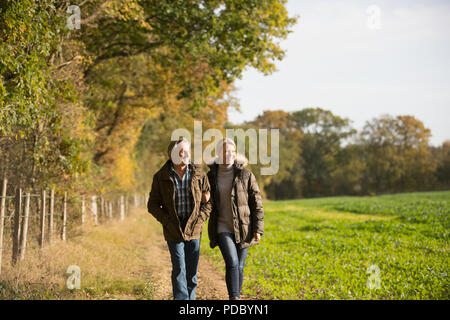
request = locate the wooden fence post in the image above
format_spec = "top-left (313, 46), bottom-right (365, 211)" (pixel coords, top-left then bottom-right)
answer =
top-left (12, 187), bottom-right (22, 265)
top-left (19, 192), bottom-right (30, 261)
top-left (106, 200), bottom-right (110, 220)
top-left (91, 195), bottom-right (98, 225)
top-left (40, 190), bottom-right (46, 248)
top-left (61, 191), bottom-right (67, 241)
top-left (0, 177), bottom-right (7, 275)
top-left (48, 188), bottom-right (54, 245)
top-left (100, 196), bottom-right (105, 224)
top-left (120, 195), bottom-right (125, 221)
top-left (81, 196), bottom-right (85, 226)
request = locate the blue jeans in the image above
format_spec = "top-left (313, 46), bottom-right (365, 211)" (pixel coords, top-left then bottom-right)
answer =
top-left (217, 232), bottom-right (249, 299)
top-left (167, 238), bottom-right (200, 300)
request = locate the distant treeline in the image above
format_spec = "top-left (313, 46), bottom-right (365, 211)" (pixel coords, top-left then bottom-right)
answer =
top-left (241, 109), bottom-right (449, 200)
top-left (133, 107), bottom-right (449, 201)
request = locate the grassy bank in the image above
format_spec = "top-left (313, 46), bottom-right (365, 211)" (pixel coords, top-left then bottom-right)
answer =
top-left (0, 209), bottom-right (158, 300)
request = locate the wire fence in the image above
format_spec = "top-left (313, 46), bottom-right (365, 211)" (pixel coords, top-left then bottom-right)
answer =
top-left (0, 177), bottom-right (149, 275)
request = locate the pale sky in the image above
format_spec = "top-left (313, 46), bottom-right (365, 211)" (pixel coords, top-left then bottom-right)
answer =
top-left (228, 0), bottom-right (450, 146)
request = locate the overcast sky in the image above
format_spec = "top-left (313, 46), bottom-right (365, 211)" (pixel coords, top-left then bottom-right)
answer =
top-left (228, 0), bottom-right (450, 146)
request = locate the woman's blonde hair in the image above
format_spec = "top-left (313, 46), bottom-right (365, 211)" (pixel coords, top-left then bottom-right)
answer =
top-left (216, 138), bottom-right (236, 157)
top-left (208, 137), bottom-right (248, 166)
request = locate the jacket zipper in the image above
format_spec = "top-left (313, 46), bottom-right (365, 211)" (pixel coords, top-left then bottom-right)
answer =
top-left (189, 176), bottom-right (199, 236)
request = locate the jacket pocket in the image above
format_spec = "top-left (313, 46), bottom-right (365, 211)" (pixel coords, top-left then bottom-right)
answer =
top-left (163, 215), bottom-right (177, 235)
top-left (190, 215), bottom-right (203, 237)
top-left (240, 219), bottom-right (252, 244)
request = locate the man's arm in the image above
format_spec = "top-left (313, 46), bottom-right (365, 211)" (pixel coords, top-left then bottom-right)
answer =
top-left (147, 173), bottom-right (170, 226)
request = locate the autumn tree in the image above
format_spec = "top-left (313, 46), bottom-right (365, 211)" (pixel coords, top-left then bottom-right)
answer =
top-left (431, 140), bottom-right (450, 189)
top-left (133, 83), bottom-right (238, 194)
top-left (359, 115), bottom-right (436, 194)
top-left (66, 0), bottom-right (297, 191)
top-left (291, 108), bottom-right (356, 197)
top-left (0, 0), bottom-right (89, 194)
top-left (245, 110), bottom-right (303, 199)
top-left (1, 0), bottom-right (297, 196)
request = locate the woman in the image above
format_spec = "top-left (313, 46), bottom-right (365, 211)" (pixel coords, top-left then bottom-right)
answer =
top-left (207, 138), bottom-right (264, 300)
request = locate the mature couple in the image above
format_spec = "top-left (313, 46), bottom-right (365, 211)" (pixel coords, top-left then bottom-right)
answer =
top-left (147, 137), bottom-right (264, 300)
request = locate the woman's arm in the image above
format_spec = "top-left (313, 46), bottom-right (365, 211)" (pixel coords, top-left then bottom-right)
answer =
top-left (248, 171), bottom-right (264, 236)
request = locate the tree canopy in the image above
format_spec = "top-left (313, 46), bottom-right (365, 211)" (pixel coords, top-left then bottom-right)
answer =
top-left (0, 0), bottom-right (296, 195)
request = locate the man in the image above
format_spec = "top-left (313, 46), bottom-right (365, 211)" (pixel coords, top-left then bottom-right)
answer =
top-left (147, 138), bottom-right (212, 300)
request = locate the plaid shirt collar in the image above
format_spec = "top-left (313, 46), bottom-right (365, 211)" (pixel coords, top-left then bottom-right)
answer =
top-left (169, 162), bottom-right (190, 180)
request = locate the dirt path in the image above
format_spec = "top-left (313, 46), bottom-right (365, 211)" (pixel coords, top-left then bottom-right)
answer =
top-left (0, 207), bottom-right (229, 300)
top-left (140, 210), bottom-right (229, 300)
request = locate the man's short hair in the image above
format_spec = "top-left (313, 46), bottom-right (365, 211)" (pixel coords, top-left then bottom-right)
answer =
top-left (167, 138), bottom-right (190, 159)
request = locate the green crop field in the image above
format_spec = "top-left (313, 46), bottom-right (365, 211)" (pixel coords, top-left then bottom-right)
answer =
top-left (201, 191), bottom-right (449, 299)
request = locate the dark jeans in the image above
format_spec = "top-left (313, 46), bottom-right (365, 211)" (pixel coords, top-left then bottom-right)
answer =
top-left (217, 232), bottom-right (249, 299)
top-left (167, 238), bottom-right (200, 300)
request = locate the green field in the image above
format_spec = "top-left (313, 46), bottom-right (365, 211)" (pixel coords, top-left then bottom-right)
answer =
top-left (201, 191), bottom-right (450, 299)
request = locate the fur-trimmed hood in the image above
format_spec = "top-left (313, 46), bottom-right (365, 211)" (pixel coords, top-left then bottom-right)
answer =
top-left (205, 153), bottom-right (248, 168)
